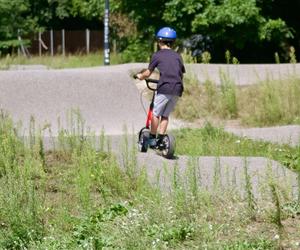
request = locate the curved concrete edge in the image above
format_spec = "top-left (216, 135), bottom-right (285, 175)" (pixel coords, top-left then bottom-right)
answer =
top-left (9, 64), bottom-right (49, 70)
top-left (5, 62), bottom-right (148, 73)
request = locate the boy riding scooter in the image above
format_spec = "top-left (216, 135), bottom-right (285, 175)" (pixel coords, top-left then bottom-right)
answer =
top-left (135, 27), bottom-right (185, 151)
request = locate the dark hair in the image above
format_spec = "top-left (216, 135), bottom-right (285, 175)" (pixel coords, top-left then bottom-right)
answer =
top-left (158, 39), bottom-right (175, 48)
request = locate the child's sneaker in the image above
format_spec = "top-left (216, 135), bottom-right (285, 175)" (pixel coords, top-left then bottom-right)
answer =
top-left (156, 134), bottom-right (165, 150)
top-left (148, 138), bottom-right (157, 149)
top-left (156, 139), bottom-right (165, 150)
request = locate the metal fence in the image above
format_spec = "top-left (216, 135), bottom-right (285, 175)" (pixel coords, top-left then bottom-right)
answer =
top-left (28, 29), bottom-right (103, 56)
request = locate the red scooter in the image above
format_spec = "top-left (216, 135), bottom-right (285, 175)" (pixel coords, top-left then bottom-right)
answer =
top-left (134, 76), bottom-right (175, 159)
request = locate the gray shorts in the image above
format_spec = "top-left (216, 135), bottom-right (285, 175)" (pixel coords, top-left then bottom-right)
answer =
top-left (153, 93), bottom-right (179, 118)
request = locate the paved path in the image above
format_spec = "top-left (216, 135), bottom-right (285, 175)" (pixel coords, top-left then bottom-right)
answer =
top-left (0, 64), bottom-right (147, 135)
top-left (1, 63), bottom-right (299, 198)
top-left (225, 125), bottom-right (300, 146)
top-left (136, 152), bottom-right (298, 198)
top-left (106, 134), bottom-right (298, 199)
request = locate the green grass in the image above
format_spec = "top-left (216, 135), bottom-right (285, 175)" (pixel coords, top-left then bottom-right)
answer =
top-left (0, 51), bottom-right (123, 69)
top-left (0, 112), bottom-right (299, 249)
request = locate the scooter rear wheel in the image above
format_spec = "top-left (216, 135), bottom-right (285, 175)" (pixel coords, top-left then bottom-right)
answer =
top-left (161, 133), bottom-right (175, 159)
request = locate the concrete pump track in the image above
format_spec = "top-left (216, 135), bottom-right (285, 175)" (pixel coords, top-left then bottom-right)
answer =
top-left (0, 63), bottom-right (300, 198)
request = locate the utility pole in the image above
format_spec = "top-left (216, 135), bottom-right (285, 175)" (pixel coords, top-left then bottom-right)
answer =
top-left (104, 0), bottom-right (110, 65)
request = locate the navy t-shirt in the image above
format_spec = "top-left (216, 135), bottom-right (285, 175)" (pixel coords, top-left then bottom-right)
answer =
top-left (148, 49), bottom-right (185, 97)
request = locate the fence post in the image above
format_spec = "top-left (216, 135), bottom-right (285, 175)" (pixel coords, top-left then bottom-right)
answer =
top-left (86, 29), bottom-right (90, 54)
top-left (39, 31), bottom-right (42, 56)
top-left (104, 0), bottom-right (110, 65)
top-left (62, 29), bottom-right (65, 56)
top-left (17, 29), bottom-right (28, 57)
top-left (50, 29), bottom-right (54, 56)
top-left (113, 39), bottom-right (116, 54)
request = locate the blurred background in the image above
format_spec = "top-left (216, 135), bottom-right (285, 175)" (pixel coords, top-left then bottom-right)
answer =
top-left (0, 0), bottom-right (299, 64)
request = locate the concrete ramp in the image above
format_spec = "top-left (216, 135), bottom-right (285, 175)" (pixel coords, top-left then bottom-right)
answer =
top-left (0, 64), bottom-right (148, 135)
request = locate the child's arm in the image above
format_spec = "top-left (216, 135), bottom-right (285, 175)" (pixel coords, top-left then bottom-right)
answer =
top-left (136, 69), bottom-right (152, 80)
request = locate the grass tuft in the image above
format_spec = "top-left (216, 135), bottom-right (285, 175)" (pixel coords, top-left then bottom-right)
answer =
top-left (0, 52), bottom-right (122, 69)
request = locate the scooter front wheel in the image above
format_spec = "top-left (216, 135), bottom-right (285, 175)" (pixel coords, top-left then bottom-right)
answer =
top-left (138, 128), bottom-right (150, 153)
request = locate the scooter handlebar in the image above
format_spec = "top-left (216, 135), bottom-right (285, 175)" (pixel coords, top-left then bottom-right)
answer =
top-left (145, 78), bottom-right (159, 84)
top-left (133, 74), bottom-right (158, 91)
top-left (145, 79), bottom-right (158, 91)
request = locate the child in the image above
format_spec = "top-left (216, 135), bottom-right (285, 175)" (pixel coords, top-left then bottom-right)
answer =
top-left (136, 27), bottom-right (185, 148)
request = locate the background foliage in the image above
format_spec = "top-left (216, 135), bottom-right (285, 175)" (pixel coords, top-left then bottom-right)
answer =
top-left (0, 0), bottom-right (299, 62)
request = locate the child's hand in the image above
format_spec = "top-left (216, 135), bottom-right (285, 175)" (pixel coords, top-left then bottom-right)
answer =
top-left (136, 73), bottom-right (142, 80)
top-left (133, 73), bottom-right (141, 79)
top-left (133, 69), bottom-right (151, 80)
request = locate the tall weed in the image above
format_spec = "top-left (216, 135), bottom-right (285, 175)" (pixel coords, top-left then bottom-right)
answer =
top-left (0, 113), bottom-right (45, 249)
top-left (239, 77), bottom-right (300, 126)
top-left (219, 69), bottom-right (238, 118)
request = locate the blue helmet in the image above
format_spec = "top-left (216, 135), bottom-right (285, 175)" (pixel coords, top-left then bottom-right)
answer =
top-left (156, 27), bottom-right (177, 41)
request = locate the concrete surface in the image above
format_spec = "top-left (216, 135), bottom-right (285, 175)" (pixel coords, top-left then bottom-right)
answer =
top-left (0, 64), bottom-right (147, 135)
top-left (136, 152), bottom-right (298, 199)
top-left (225, 125), bottom-right (300, 146)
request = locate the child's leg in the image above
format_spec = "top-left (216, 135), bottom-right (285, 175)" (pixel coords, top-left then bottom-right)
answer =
top-left (159, 95), bottom-right (178, 134)
top-left (152, 93), bottom-right (177, 136)
top-left (148, 114), bottom-right (160, 148)
top-left (159, 116), bottom-right (169, 134)
top-left (150, 115), bottom-right (160, 135)
top-left (156, 116), bottom-right (168, 149)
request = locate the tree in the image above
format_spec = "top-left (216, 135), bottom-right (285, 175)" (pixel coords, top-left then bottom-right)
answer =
top-left (0, 0), bottom-right (105, 54)
top-left (192, 0), bottom-right (292, 45)
top-left (0, 0), bottom-right (38, 52)
top-left (0, 0), bottom-right (298, 62)
top-left (108, 0), bottom-right (171, 62)
top-left (163, 0), bottom-right (209, 37)
top-left (162, 0), bottom-right (294, 62)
